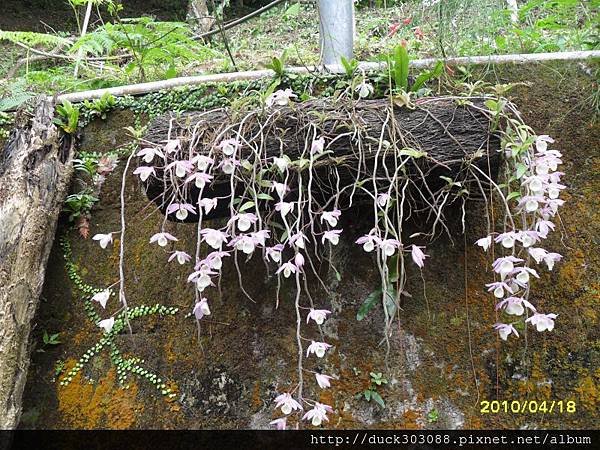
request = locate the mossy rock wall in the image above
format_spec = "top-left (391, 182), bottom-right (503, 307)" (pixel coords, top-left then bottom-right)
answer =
top-left (20, 61), bottom-right (599, 429)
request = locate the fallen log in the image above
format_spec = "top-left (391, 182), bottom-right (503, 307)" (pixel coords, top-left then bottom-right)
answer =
top-left (141, 97), bottom-right (500, 221)
top-left (0, 99), bottom-right (74, 429)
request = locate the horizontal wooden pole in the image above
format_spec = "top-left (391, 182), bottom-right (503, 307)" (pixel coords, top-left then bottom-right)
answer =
top-left (44, 50), bottom-right (598, 104)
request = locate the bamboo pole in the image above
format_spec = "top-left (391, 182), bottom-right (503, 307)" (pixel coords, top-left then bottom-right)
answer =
top-left (54, 50), bottom-right (600, 104)
top-left (73, 0), bottom-right (93, 78)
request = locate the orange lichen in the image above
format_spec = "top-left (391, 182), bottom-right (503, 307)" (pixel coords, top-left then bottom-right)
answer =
top-left (57, 359), bottom-right (141, 429)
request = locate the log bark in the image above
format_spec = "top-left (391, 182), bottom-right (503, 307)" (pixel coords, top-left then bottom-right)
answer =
top-left (0, 99), bottom-right (74, 429)
top-left (142, 97), bottom-right (500, 221)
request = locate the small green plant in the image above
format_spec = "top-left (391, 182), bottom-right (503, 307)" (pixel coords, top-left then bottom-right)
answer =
top-left (265, 49), bottom-right (288, 79)
top-left (54, 100), bottom-right (80, 134)
top-left (340, 56), bottom-right (359, 78)
top-left (83, 93), bottom-right (116, 120)
top-left (384, 45), bottom-right (444, 95)
top-left (73, 152), bottom-right (100, 179)
top-left (427, 408), bottom-right (439, 423)
top-left (54, 360), bottom-right (66, 377)
top-left (64, 191), bottom-right (99, 222)
top-left (43, 331), bottom-right (61, 346)
top-left (357, 372), bottom-right (388, 408)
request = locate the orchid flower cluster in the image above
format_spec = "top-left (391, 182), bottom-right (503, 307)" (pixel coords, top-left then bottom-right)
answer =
top-left (476, 133), bottom-right (565, 341)
top-left (89, 88), bottom-right (562, 427)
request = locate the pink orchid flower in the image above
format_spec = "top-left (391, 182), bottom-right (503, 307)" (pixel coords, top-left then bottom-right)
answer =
top-left (266, 244), bottom-right (284, 263)
top-left (163, 139), bottom-right (180, 154)
top-left (166, 203), bottom-right (197, 221)
top-left (190, 154), bottom-right (214, 171)
top-left (92, 233), bottom-right (113, 249)
top-left (535, 220), bottom-right (555, 239)
top-left (315, 373), bottom-right (333, 389)
top-left (200, 250), bottom-right (230, 271)
top-left (306, 341), bottom-right (332, 358)
top-left (251, 230), bottom-right (270, 247)
top-left (379, 238), bottom-right (401, 257)
top-left (137, 147), bottom-right (164, 163)
top-left (186, 172), bottom-right (213, 190)
top-left (193, 298), bottom-right (211, 320)
top-left (526, 313), bottom-right (557, 332)
top-left (494, 323), bottom-right (519, 341)
top-left (289, 232), bottom-right (307, 249)
top-left (168, 251), bottom-right (191, 265)
top-left (307, 309), bottom-right (331, 325)
top-left (518, 230), bottom-right (540, 248)
top-left (512, 267), bottom-right (539, 285)
top-left (188, 267), bottom-right (216, 291)
top-left (411, 245), bottom-right (428, 268)
top-left (217, 138), bottom-right (240, 157)
top-left (274, 393), bottom-right (303, 415)
top-left (276, 261), bottom-right (297, 278)
top-left (269, 418), bottom-right (287, 430)
top-left (294, 253), bottom-right (305, 269)
top-left (219, 157), bottom-right (240, 175)
top-left (228, 213), bottom-right (258, 232)
top-left (166, 160), bottom-right (194, 178)
top-left (91, 289), bottom-right (111, 309)
top-left (311, 136), bottom-right (325, 154)
top-left (518, 195), bottom-right (545, 213)
top-left (320, 209), bottom-right (341, 228)
top-left (230, 235), bottom-right (257, 255)
top-left (495, 231), bottom-right (519, 249)
top-left (198, 198), bottom-right (218, 215)
top-left (302, 403), bottom-right (333, 426)
top-left (356, 233), bottom-right (379, 253)
top-left (200, 228), bottom-right (228, 249)
top-left (275, 201), bottom-right (293, 218)
top-left (485, 281), bottom-right (513, 299)
top-left (322, 230), bottom-right (342, 246)
top-left (496, 296), bottom-right (536, 316)
top-left (133, 166), bottom-right (155, 182)
top-left (150, 232), bottom-right (178, 247)
top-left (492, 256), bottom-right (523, 278)
top-left (377, 193), bottom-right (391, 208)
top-left (475, 236), bottom-right (492, 252)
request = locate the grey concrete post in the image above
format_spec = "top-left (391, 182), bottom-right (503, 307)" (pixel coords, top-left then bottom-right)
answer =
top-left (318, 0), bottom-right (355, 67)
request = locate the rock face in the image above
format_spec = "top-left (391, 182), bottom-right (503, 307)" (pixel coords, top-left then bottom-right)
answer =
top-left (19, 62), bottom-right (600, 429)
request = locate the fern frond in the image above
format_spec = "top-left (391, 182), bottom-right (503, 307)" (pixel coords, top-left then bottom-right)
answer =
top-left (0, 80), bottom-right (35, 112)
top-left (0, 30), bottom-right (70, 49)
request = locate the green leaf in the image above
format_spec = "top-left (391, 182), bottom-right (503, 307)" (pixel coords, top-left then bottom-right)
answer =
top-left (506, 191), bottom-right (522, 201)
top-left (515, 162), bottom-right (528, 179)
top-left (392, 45), bottom-right (409, 91)
top-left (363, 390), bottom-right (371, 401)
top-left (283, 3), bottom-right (300, 18)
top-left (398, 148), bottom-right (426, 158)
top-left (410, 61), bottom-right (443, 92)
top-left (239, 201), bottom-right (255, 212)
top-left (371, 391), bottom-right (385, 408)
top-left (383, 288), bottom-right (397, 318)
top-left (357, 288), bottom-right (381, 321)
top-left (257, 193), bottom-right (274, 201)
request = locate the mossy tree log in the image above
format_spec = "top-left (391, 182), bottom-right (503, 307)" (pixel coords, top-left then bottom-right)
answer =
top-left (0, 100), bottom-right (74, 429)
top-left (142, 97), bottom-right (501, 221)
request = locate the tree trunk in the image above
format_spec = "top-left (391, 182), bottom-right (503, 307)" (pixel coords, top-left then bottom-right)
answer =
top-left (142, 97), bottom-right (500, 221)
top-left (187, 0), bottom-right (214, 34)
top-left (0, 99), bottom-right (74, 429)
